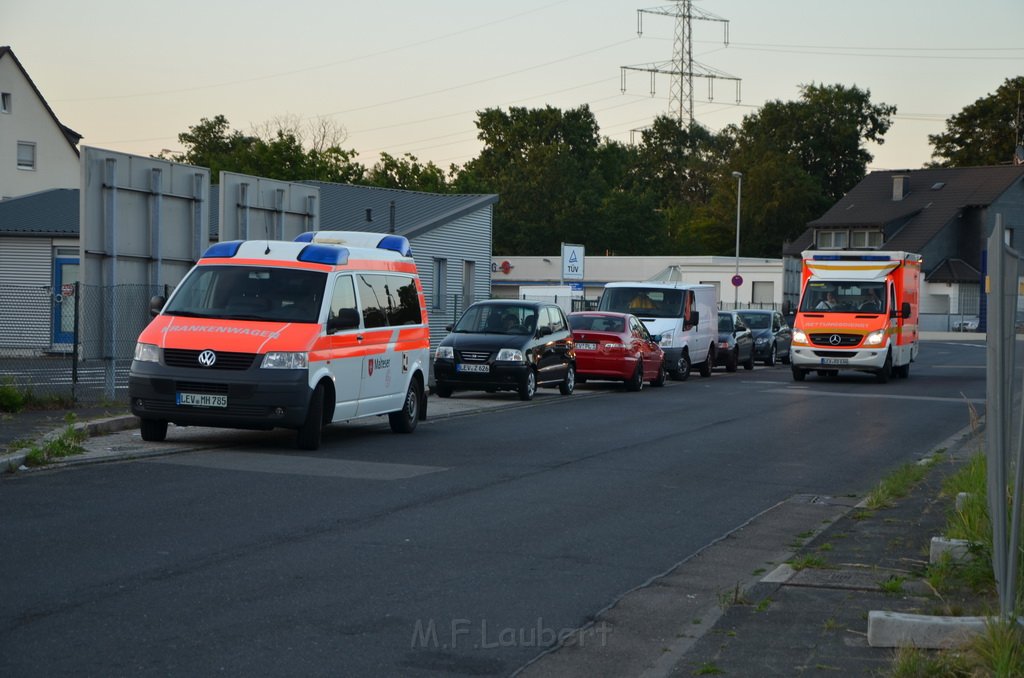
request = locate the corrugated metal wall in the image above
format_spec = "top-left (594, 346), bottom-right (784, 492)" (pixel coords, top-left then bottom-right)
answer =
top-left (411, 206), bottom-right (493, 350)
top-left (0, 237), bottom-right (52, 349)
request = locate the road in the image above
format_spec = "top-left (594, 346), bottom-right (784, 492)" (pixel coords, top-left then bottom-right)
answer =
top-left (0, 340), bottom-right (987, 677)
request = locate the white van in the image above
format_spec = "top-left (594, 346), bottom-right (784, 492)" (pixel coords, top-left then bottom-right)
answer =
top-left (597, 282), bottom-right (718, 380)
top-left (128, 231), bottom-right (431, 450)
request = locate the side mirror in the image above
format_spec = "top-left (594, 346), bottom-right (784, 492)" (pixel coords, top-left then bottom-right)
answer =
top-left (538, 325), bottom-right (553, 337)
top-left (901, 302), bottom-right (911, 320)
top-left (445, 324), bottom-right (453, 332)
top-left (327, 308), bottom-right (361, 333)
top-left (651, 334), bottom-right (662, 343)
top-left (149, 295), bottom-right (166, 317)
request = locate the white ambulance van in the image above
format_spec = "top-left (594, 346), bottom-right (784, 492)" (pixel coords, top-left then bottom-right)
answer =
top-left (128, 231), bottom-right (431, 450)
top-left (597, 282), bottom-right (718, 380)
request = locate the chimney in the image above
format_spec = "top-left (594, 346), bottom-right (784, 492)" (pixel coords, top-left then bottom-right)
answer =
top-left (892, 174), bottom-right (909, 201)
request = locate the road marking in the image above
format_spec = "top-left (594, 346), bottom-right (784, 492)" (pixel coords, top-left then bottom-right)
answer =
top-left (766, 388), bottom-right (985, 404)
top-left (145, 451), bottom-right (447, 479)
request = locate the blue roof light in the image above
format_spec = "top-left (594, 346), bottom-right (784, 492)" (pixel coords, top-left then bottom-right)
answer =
top-left (293, 232), bottom-right (315, 243)
top-left (377, 235), bottom-right (412, 257)
top-left (203, 241), bottom-right (244, 258)
top-left (298, 244), bottom-right (349, 266)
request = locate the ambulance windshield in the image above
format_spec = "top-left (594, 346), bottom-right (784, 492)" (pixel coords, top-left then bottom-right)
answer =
top-left (164, 265), bottom-right (327, 323)
top-left (800, 281), bottom-right (886, 314)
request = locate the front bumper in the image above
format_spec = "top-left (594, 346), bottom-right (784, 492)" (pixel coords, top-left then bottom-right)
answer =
top-left (129, 359), bottom-right (312, 429)
top-left (433, 360), bottom-right (530, 392)
top-left (790, 345), bottom-right (887, 371)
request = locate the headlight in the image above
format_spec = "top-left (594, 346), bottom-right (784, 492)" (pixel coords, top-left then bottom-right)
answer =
top-left (755, 337), bottom-right (768, 345)
top-left (718, 341), bottom-right (730, 350)
top-left (792, 329), bottom-right (807, 344)
top-left (435, 346), bottom-right (454, 360)
top-left (659, 334), bottom-right (675, 348)
top-left (133, 342), bottom-right (160, 363)
top-left (260, 352), bottom-right (308, 369)
top-left (864, 330), bottom-right (887, 346)
top-left (496, 348), bottom-right (525, 362)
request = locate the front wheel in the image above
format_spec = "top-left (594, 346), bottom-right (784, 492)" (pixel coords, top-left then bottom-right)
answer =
top-left (297, 384), bottom-right (326, 450)
top-left (792, 366), bottom-right (806, 382)
top-left (698, 347), bottom-right (714, 377)
top-left (765, 343), bottom-right (777, 367)
top-left (519, 369), bottom-right (537, 401)
top-left (434, 382), bottom-right (453, 398)
top-left (670, 352), bottom-right (691, 382)
top-left (876, 352), bottom-right (892, 383)
top-left (743, 350), bottom-right (755, 371)
top-left (389, 378), bottom-right (421, 433)
top-left (139, 418), bottom-right (168, 442)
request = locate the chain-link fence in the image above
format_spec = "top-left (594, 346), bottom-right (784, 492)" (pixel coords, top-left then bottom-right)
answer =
top-left (0, 282), bottom-right (166, 405)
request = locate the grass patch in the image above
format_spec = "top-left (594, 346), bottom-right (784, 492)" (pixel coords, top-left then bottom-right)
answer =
top-left (789, 554), bottom-right (832, 571)
top-left (22, 414), bottom-right (86, 466)
top-left (693, 662), bottom-right (724, 676)
top-left (864, 457), bottom-right (936, 510)
top-left (879, 575), bottom-right (906, 596)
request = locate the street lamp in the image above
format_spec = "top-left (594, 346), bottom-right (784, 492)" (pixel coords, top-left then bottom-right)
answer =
top-left (732, 171), bottom-right (743, 309)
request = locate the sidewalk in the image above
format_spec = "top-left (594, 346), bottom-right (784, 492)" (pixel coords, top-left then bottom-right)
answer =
top-left (0, 378), bottom-right (987, 677)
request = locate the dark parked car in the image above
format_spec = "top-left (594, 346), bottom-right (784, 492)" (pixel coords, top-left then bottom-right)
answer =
top-left (568, 311), bottom-right (667, 391)
top-left (433, 300), bottom-right (575, 401)
top-left (716, 311), bottom-right (754, 372)
top-left (737, 309), bottom-right (792, 366)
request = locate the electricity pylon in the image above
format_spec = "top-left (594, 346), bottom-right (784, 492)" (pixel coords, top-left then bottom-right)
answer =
top-left (621, 1), bottom-right (741, 130)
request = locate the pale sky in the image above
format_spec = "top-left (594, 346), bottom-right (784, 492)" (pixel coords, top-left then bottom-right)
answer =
top-left (5, 0), bottom-right (1023, 173)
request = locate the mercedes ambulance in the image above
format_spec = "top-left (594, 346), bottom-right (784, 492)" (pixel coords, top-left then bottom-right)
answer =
top-left (128, 231), bottom-right (430, 450)
top-left (790, 250), bottom-right (921, 383)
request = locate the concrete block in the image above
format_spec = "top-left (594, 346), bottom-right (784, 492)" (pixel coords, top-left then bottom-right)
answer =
top-left (929, 536), bottom-right (973, 564)
top-left (867, 611), bottom-right (986, 648)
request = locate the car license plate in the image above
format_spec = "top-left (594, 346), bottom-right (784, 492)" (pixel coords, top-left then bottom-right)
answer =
top-left (820, 358), bottom-right (849, 366)
top-left (575, 342), bottom-right (598, 351)
top-left (176, 392), bottom-right (228, 408)
top-left (456, 364), bottom-right (490, 373)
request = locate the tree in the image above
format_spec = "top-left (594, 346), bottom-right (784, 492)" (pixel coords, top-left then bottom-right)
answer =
top-left (929, 76), bottom-right (1024, 167)
top-left (367, 153), bottom-right (450, 193)
top-left (168, 115), bottom-right (366, 183)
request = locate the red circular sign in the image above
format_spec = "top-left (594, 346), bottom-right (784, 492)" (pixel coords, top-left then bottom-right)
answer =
top-left (500, 261), bottom-right (512, 275)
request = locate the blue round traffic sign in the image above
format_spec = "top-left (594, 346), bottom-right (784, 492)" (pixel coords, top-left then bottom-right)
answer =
top-left (731, 274), bottom-right (743, 287)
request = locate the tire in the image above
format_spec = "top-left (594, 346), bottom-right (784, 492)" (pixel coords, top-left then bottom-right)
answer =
top-left (434, 383), bottom-right (453, 398)
top-left (698, 347), bottom-right (714, 377)
top-left (627, 360), bottom-right (644, 391)
top-left (651, 358), bottom-right (668, 387)
top-left (139, 418), bottom-right (168, 442)
top-left (389, 378), bottom-right (422, 434)
top-left (876, 352), bottom-right (892, 383)
top-left (896, 361), bottom-right (911, 379)
top-left (559, 364), bottom-right (575, 395)
top-left (765, 343), bottom-right (777, 367)
top-left (792, 367), bottom-right (806, 382)
top-left (297, 384), bottom-right (325, 450)
top-left (781, 348), bottom-right (791, 365)
top-left (670, 352), bottom-right (691, 382)
top-left (725, 350), bottom-right (738, 373)
top-left (743, 350), bottom-right (755, 371)
top-left (519, 368), bottom-right (537, 401)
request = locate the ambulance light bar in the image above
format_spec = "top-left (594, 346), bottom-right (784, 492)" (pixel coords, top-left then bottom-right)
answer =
top-left (294, 232), bottom-right (413, 257)
top-left (202, 241), bottom-right (244, 258)
top-left (811, 254), bottom-right (891, 261)
top-left (298, 245), bottom-right (350, 266)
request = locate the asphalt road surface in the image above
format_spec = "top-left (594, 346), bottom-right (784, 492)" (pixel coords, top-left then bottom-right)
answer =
top-left (0, 340), bottom-right (987, 677)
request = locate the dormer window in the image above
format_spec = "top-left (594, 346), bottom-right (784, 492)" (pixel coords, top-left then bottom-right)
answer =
top-left (851, 230), bottom-right (883, 248)
top-left (0, 92), bottom-right (10, 113)
top-left (817, 230), bottom-right (848, 249)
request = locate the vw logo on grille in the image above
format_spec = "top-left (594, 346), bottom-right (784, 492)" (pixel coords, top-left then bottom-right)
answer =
top-left (197, 350), bottom-right (217, 367)
top-left (829, 334), bottom-right (842, 346)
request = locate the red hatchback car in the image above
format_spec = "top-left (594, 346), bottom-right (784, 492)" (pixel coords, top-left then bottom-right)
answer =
top-left (568, 311), bottom-right (667, 391)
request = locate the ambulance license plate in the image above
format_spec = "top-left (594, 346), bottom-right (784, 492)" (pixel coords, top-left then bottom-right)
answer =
top-left (456, 364), bottom-right (490, 373)
top-left (575, 342), bottom-right (598, 351)
top-left (820, 358), bottom-right (849, 366)
top-left (177, 392), bottom-right (228, 408)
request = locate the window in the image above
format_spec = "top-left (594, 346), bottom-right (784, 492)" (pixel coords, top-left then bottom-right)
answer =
top-left (1, 92), bottom-right (10, 113)
top-left (850, 230), bottom-right (883, 248)
top-left (817, 230), bottom-right (847, 249)
top-left (751, 281), bottom-right (774, 305)
top-left (432, 258), bottom-right (447, 310)
top-left (357, 273), bottom-right (422, 328)
top-left (17, 141), bottom-right (36, 170)
top-left (462, 261), bottom-right (475, 309)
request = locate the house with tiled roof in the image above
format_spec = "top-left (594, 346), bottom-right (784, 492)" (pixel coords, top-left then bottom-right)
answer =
top-left (0, 46), bottom-right (81, 200)
top-left (782, 166), bottom-right (1024, 329)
